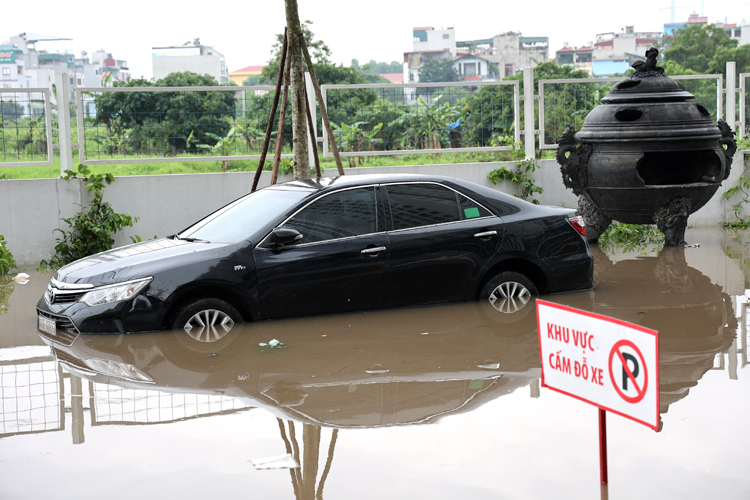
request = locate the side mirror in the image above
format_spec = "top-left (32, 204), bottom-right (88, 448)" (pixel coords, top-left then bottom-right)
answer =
top-left (271, 228), bottom-right (303, 248)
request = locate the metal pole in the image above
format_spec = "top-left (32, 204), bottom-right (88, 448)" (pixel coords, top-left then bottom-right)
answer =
top-left (523, 67), bottom-right (536, 160)
top-left (305, 72), bottom-right (316, 168)
top-left (55, 73), bottom-right (74, 176)
top-left (599, 408), bottom-right (608, 485)
top-left (726, 62), bottom-right (736, 132)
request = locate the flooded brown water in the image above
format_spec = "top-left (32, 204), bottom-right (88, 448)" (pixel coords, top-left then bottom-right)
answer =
top-left (1, 227), bottom-right (748, 499)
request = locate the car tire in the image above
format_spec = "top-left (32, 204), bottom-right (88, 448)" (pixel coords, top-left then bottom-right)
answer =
top-left (170, 298), bottom-right (242, 343)
top-left (479, 272), bottom-right (538, 318)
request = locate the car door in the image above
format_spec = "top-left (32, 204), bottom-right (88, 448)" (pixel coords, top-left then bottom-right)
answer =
top-left (384, 182), bottom-right (503, 307)
top-left (253, 186), bottom-right (390, 319)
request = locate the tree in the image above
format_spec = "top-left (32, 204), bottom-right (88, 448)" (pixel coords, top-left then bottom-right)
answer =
top-left (360, 60), bottom-right (402, 74)
top-left (285, 0), bottom-right (309, 179)
top-left (664, 24), bottom-right (750, 77)
top-left (93, 72), bottom-right (235, 153)
top-left (260, 20), bottom-right (333, 85)
top-left (418, 57), bottom-right (458, 83)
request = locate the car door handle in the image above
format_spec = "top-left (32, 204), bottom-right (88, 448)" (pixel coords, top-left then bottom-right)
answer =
top-left (474, 231), bottom-right (497, 238)
top-left (361, 246), bottom-right (386, 254)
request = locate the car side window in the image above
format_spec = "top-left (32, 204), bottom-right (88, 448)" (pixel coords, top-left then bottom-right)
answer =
top-left (458, 193), bottom-right (492, 220)
top-left (386, 183), bottom-right (462, 230)
top-left (282, 187), bottom-right (377, 244)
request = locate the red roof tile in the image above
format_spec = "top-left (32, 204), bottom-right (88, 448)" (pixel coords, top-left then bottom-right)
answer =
top-left (379, 73), bottom-right (403, 83)
top-left (230, 65), bottom-right (265, 74)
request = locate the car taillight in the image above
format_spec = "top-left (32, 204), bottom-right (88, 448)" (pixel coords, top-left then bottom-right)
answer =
top-left (568, 216), bottom-right (586, 237)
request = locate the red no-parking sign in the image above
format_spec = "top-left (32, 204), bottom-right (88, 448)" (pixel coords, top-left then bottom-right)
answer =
top-left (537, 300), bottom-right (659, 430)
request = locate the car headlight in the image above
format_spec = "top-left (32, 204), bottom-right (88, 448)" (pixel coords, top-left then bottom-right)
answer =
top-left (84, 358), bottom-right (154, 383)
top-left (80, 277), bottom-right (153, 306)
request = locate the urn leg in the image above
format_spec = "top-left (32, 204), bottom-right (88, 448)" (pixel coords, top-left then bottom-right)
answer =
top-left (578, 194), bottom-right (611, 243)
top-left (654, 197), bottom-right (691, 247)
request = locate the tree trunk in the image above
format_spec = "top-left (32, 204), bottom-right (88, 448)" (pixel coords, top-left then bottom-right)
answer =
top-left (285, 0), bottom-right (310, 180)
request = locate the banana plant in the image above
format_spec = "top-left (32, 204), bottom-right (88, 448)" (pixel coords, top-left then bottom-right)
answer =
top-left (195, 127), bottom-right (237, 172)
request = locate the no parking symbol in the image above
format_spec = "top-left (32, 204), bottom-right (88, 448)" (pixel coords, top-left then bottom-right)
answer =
top-left (608, 340), bottom-right (648, 404)
top-left (537, 300), bottom-right (659, 430)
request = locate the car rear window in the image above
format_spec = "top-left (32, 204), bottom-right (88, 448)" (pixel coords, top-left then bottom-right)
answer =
top-left (387, 183), bottom-right (489, 230)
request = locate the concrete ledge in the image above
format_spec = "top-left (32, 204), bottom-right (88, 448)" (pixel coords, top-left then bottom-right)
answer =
top-left (0, 152), bottom-right (745, 265)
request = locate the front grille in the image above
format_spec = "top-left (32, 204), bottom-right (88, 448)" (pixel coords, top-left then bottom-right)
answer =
top-left (37, 310), bottom-right (80, 345)
top-left (46, 287), bottom-right (86, 305)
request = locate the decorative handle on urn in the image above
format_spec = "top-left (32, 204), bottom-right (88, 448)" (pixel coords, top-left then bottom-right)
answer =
top-left (717, 119), bottom-right (736, 180)
top-left (555, 124), bottom-right (591, 196)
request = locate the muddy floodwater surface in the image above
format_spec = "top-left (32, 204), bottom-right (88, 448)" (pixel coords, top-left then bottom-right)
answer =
top-left (1, 227), bottom-right (748, 499)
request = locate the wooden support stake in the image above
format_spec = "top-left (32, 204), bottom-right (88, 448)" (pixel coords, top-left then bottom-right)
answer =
top-left (251, 29), bottom-right (288, 192)
top-left (271, 33), bottom-right (293, 186)
top-left (304, 83), bottom-right (321, 177)
top-left (298, 33), bottom-right (345, 176)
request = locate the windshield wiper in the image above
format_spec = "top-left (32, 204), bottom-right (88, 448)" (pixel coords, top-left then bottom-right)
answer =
top-left (170, 234), bottom-right (210, 243)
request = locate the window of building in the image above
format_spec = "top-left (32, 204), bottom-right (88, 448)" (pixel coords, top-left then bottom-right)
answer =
top-left (443, 34), bottom-right (449, 39)
top-left (284, 188), bottom-right (377, 244)
top-left (3, 84), bottom-right (10, 88)
top-left (2, 68), bottom-right (10, 75)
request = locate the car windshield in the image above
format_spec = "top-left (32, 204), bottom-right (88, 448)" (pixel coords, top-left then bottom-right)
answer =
top-left (178, 187), bottom-right (313, 243)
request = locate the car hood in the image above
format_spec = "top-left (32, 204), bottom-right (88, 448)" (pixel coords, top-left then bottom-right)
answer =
top-left (56, 238), bottom-right (230, 286)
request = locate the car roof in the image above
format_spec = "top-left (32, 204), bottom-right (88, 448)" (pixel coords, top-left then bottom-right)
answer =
top-left (269, 173), bottom-right (476, 192)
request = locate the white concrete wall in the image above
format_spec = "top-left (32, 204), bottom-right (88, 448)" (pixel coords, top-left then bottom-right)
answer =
top-left (0, 152), bottom-right (745, 265)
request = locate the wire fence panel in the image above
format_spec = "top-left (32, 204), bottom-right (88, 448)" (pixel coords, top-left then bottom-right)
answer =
top-left (91, 384), bottom-right (251, 425)
top-left (740, 73), bottom-right (748, 140)
top-left (75, 86), bottom-right (292, 165)
top-left (538, 78), bottom-right (620, 149)
top-left (321, 81), bottom-right (520, 158)
top-left (0, 88), bottom-right (54, 167)
top-left (0, 359), bottom-right (63, 437)
top-left (539, 75), bottom-right (724, 149)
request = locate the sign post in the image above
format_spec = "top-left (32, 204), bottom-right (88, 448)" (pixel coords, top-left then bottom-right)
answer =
top-left (536, 299), bottom-right (659, 485)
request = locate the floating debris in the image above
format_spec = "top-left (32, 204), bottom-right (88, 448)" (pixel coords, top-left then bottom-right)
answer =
top-left (259, 339), bottom-right (286, 349)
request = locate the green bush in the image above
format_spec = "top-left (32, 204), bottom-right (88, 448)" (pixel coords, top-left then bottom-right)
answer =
top-left (0, 235), bottom-right (17, 275)
top-left (45, 165), bottom-right (138, 268)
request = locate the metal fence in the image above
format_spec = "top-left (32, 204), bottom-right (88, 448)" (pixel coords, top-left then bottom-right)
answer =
top-left (538, 74), bottom-right (724, 149)
top-left (741, 73), bottom-right (749, 140)
top-left (321, 81), bottom-right (521, 159)
top-left (0, 64), bottom-right (746, 173)
top-left (0, 357), bottom-right (63, 438)
top-left (0, 88), bottom-right (54, 166)
top-left (91, 384), bottom-right (251, 425)
top-left (75, 85), bottom-right (288, 165)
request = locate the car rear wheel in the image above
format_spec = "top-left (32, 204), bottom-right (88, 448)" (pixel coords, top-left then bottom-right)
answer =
top-left (479, 272), bottom-right (538, 315)
top-left (170, 298), bottom-right (242, 342)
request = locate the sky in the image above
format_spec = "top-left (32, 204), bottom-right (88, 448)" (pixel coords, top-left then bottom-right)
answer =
top-left (3, 0), bottom-right (749, 80)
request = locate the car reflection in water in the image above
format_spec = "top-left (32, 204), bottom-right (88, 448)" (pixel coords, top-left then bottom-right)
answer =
top-left (38, 245), bottom-right (737, 427)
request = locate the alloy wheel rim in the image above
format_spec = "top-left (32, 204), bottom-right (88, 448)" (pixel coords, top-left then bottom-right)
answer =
top-left (184, 309), bottom-right (235, 342)
top-left (488, 281), bottom-right (531, 313)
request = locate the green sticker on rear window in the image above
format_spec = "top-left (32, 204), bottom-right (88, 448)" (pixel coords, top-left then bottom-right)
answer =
top-left (464, 207), bottom-right (480, 218)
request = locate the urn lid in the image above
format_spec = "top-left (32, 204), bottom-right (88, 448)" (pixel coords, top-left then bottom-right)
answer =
top-left (601, 48), bottom-right (694, 104)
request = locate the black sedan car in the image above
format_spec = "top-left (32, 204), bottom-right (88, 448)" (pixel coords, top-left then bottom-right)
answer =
top-left (37, 174), bottom-right (593, 336)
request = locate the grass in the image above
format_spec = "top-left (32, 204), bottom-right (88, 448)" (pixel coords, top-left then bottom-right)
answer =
top-left (0, 149), bottom-right (531, 180)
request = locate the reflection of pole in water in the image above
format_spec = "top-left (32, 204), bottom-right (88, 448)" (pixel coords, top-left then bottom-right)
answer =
top-left (277, 418), bottom-right (338, 500)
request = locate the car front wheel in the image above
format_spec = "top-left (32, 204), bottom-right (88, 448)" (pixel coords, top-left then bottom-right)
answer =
top-left (479, 271), bottom-right (538, 315)
top-left (170, 298), bottom-right (242, 342)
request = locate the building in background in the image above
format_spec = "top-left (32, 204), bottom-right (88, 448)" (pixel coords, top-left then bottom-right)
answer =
top-left (229, 65), bottom-right (264, 85)
top-left (405, 26), bottom-right (549, 84)
top-left (592, 26), bottom-right (660, 77)
top-left (555, 44), bottom-right (593, 75)
top-left (152, 39), bottom-right (228, 84)
top-left (1, 33), bottom-right (127, 116)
